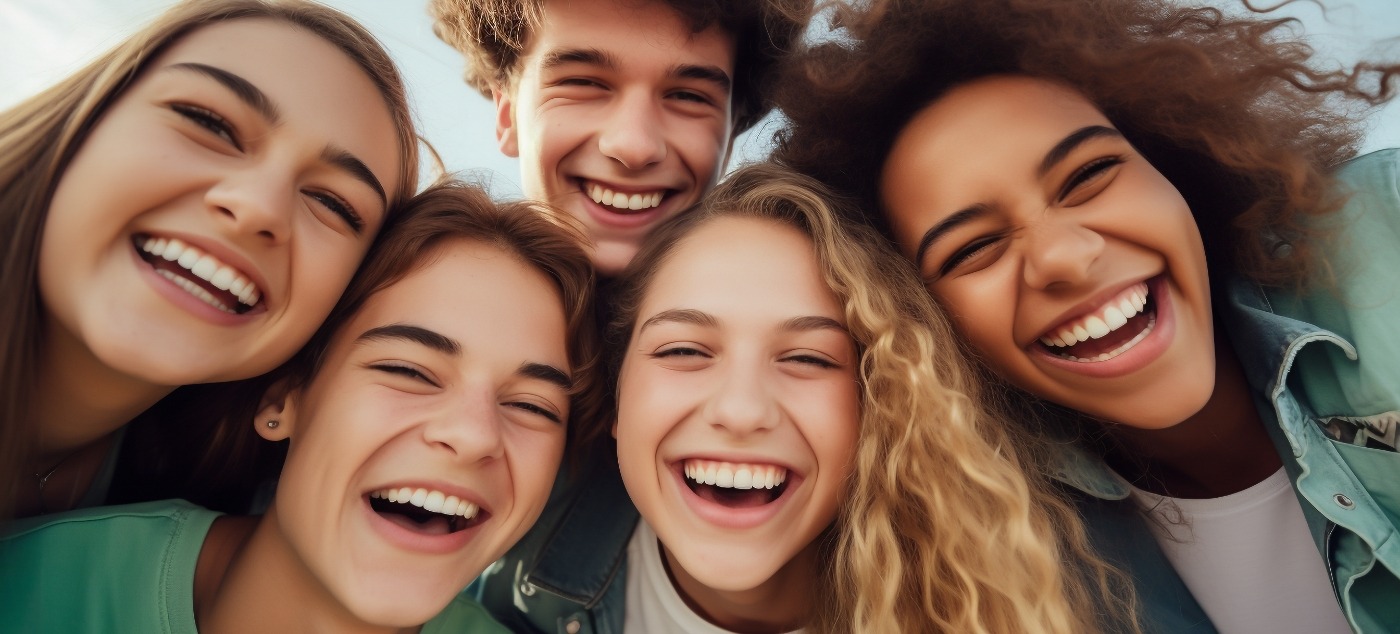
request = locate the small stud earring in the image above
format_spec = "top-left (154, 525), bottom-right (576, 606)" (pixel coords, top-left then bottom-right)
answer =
top-left (266, 419), bottom-right (280, 429)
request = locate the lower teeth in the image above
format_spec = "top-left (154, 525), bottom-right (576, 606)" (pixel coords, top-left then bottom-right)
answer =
top-left (156, 270), bottom-right (234, 313)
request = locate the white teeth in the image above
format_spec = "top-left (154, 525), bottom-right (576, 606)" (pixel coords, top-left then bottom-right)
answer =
top-left (1064, 314), bottom-right (1157, 363)
top-left (586, 182), bottom-right (664, 211)
top-left (370, 486), bottom-right (480, 519)
top-left (1040, 282), bottom-right (1151, 349)
top-left (138, 235), bottom-right (261, 307)
top-left (683, 460), bottom-right (787, 490)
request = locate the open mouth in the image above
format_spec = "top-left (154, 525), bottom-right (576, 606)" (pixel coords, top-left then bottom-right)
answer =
top-left (1037, 280), bottom-right (1157, 362)
top-left (583, 180), bottom-right (668, 214)
top-left (367, 487), bottom-right (486, 536)
top-left (134, 234), bottom-right (261, 314)
top-left (682, 459), bottom-right (789, 509)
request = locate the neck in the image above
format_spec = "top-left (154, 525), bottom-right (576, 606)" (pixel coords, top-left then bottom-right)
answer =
top-left (1107, 331), bottom-right (1281, 498)
top-left (197, 507), bottom-right (419, 634)
top-left (663, 538), bottom-right (817, 633)
top-left (36, 318), bottom-right (170, 461)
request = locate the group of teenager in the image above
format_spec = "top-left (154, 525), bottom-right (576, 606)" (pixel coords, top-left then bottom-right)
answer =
top-left (1, 0), bottom-right (1397, 631)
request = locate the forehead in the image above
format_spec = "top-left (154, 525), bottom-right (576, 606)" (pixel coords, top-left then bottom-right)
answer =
top-left (642, 217), bottom-right (842, 319)
top-left (889, 76), bottom-right (1111, 166)
top-left (336, 240), bottom-right (569, 366)
top-left (520, 0), bottom-right (736, 76)
top-left (144, 18), bottom-right (403, 199)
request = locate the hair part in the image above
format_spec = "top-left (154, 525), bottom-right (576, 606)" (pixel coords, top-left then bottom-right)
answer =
top-left (605, 162), bottom-right (1129, 632)
top-left (0, 0), bottom-right (420, 520)
top-left (774, 0), bottom-right (1399, 292)
top-left (429, 0), bottom-right (813, 134)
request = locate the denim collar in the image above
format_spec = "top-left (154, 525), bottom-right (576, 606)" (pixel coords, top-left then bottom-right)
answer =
top-left (524, 461), bottom-right (638, 607)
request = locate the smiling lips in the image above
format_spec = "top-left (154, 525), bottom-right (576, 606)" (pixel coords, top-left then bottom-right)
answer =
top-left (682, 459), bottom-right (789, 509)
top-left (586, 181), bottom-right (665, 213)
top-left (136, 235), bottom-right (261, 314)
top-left (1037, 281), bottom-right (1157, 362)
top-left (368, 486), bottom-right (484, 536)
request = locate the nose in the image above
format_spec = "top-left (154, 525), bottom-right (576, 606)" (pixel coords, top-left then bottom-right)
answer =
top-left (1021, 217), bottom-right (1104, 290)
top-left (597, 92), bottom-right (666, 170)
top-left (703, 359), bottom-right (780, 437)
top-left (204, 163), bottom-right (294, 244)
top-left (421, 387), bottom-right (506, 463)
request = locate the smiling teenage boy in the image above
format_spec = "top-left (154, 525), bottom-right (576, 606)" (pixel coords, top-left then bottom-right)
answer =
top-left (431, 0), bottom-right (810, 275)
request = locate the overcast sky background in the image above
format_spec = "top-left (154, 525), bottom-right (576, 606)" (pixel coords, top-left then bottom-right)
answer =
top-left (2, 0), bottom-right (1397, 199)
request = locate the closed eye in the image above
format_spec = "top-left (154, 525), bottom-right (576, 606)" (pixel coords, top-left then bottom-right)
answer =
top-left (506, 400), bottom-right (563, 425)
top-left (939, 234), bottom-right (1005, 278)
top-left (171, 103), bottom-right (240, 151)
top-left (1057, 156), bottom-right (1123, 203)
top-left (651, 346), bottom-right (710, 359)
top-left (305, 190), bottom-right (365, 234)
top-left (670, 89), bottom-right (713, 105)
top-left (369, 363), bottom-right (439, 387)
top-left (782, 353), bottom-right (838, 369)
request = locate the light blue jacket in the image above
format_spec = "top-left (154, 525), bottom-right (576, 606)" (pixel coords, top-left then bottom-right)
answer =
top-left (1058, 149), bottom-right (1400, 633)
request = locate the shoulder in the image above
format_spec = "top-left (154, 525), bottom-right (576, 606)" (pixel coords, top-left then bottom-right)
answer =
top-left (3, 498), bottom-right (217, 544)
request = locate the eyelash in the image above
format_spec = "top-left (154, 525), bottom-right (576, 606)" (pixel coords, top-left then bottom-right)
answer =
top-left (171, 103), bottom-right (241, 151)
top-left (670, 90), bottom-right (712, 105)
top-left (306, 190), bottom-right (364, 233)
top-left (940, 233), bottom-right (1006, 277)
top-left (508, 401), bottom-right (563, 425)
top-left (651, 346), bottom-right (708, 359)
top-left (1057, 155), bottom-right (1123, 201)
top-left (784, 354), bottom-right (838, 369)
top-left (370, 363), bottom-right (438, 387)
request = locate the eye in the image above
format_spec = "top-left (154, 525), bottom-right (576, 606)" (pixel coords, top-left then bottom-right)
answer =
top-left (938, 233), bottom-right (1007, 278)
top-left (651, 345), bottom-right (710, 359)
top-left (368, 363), bottom-right (439, 388)
top-left (171, 103), bottom-right (241, 151)
top-left (669, 90), bottom-right (713, 105)
top-left (781, 352), bottom-right (839, 369)
top-left (556, 77), bottom-right (605, 89)
top-left (305, 190), bottom-right (365, 234)
top-left (1056, 156), bottom-right (1123, 203)
top-left (506, 400), bottom-right (564, 425)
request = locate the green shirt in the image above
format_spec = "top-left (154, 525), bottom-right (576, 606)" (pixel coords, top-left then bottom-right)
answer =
top-left (1, 500), bottom-right (507, 633)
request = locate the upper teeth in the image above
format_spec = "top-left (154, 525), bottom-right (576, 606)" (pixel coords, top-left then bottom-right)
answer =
top-left (1040, 282), bottom-right (1148, 348)
top-left (139, 236), bottom-right (261, 308)
top-left (370, 487), bottom-right (479, 519)
top-left (587, 182), bottom-right (664, 211)
top-left (683, 459), bottom-right (787, 490)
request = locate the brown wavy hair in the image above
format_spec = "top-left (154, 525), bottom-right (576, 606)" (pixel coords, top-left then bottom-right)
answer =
top-left (0, 0), bottom-right (419, 520)
top-left (112, 180), bottom-right (599, 512)
top-left (428, 0), bottom-right (813, 135)
top-left (603, 163), bottom-right (1132, 633)
top-left (774, 0), bottom-right (1399, 291)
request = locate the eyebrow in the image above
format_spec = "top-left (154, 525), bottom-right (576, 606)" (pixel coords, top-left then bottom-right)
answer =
top-left (669, 63), bottom-right (732, 93)
top-left (169, 62), bottom-right (281, 124)
top-left (540, 48), bottom-right (731, 94)
top-left (914, 203), bottom-right (991, 269)
top-left (518, 362), bottom-right (573, 391)
top-left (781, 315), bottom-right (847, 334)
top-left (639, 308), bottom-right (718, 333)
top-left (357, 324), bottom-right (460, 355)
top-left (169, 62), bottom-right (388, 209)
top-left (1037, 125), bottom-right (1123, 177)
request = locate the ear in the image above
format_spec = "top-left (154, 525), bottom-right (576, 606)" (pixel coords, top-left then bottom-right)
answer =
top-left (610, 416), bottom-right (618, 439)
top-left (491, 83), bottom-right (520, 158)
top-left (254, 379), bottom-right (299, 442)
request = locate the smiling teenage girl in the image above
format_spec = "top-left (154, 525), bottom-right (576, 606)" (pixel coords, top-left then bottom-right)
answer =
top-left (0, 0), bottom-right (419, 519)
top-left (0, 181), bottom-right (597, 632)
top-left (476, 163), bottom-right (1130, 633)
top-left (776, 0), bottom-right (1400, 631)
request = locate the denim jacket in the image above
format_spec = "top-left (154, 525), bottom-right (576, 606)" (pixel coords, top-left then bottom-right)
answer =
top-left (1056, 149), bottom-right (1400, 633)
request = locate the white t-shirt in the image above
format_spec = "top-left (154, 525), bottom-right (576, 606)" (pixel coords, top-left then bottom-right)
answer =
top-left (622, 520), bottom-right (806, 634)
top-left (1129, 467), bottom-right (1352, 634)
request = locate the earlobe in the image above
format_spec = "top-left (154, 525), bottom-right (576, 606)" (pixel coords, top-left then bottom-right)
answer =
top-left (492, 84), bottom-right (520, 158)
top-left (254, 380), bottom-right (298, 442)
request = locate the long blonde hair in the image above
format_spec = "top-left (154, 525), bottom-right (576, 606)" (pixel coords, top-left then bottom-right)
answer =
top-left (605, 163), bottom-right (1134, 633)
top-left (0, 0), bottom-right (419, 518)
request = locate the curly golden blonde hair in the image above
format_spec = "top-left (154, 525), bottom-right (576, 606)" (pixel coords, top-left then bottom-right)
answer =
top-left (775, 0), bottom-right (1399, 292)
top-left (603, 163), bottom-right (1134, 633)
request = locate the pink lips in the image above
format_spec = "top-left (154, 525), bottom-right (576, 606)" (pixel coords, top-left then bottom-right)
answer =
top-left (362, 494), bottom-right (483, 555)
top-left (1030, 275), bottom-right (1176, 379)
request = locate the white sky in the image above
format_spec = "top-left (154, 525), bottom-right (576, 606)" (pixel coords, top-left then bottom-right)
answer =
top-left (2, 0), bottom-right (1396, 198)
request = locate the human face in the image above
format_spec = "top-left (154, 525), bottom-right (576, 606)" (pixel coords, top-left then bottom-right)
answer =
top-left (494, 0), bottom-right (736, 276)
top-left (879, 75), bottom-right (1214, 429)
top-left (40, 19), bottom-right (402, 387)
top-left (616, 217), bottom-right (860, 596)
top-left (263, 240), bottom-right (571, 627)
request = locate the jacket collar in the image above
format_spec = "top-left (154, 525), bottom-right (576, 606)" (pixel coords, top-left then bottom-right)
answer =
top-left (525, 460), bottom-right (639, 607)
